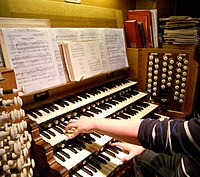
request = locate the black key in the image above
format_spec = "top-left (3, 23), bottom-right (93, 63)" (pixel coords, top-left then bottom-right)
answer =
top-left (132, 105), bottom-right (143, 111)
top-left (125, 109), bottom-right (138, 116)
top-left (34, 110), bottom-right (43, 116)
top-left (51, 104), bottom-right (59, 110)
top-left (67, 146), bottom-right (78, 154)
top-left (60, 121), bottom-right (67, 126)
top-left (81, 167), bottom-right (93, 176)
top-left (86, 134), bottom-right (95, 142)
top-left (81, 112), bottom-right (94, 117)
top-left (45, 104), bottom-right (55, 112)
top-left (28, 112), bottom-right (38, 118)
top-left (72, 139), bottom-right (86, 148)
top-left (60, 100), bottom-right (69, 106)
top-left (77, 92), bottom-right (90, 99)
top-left (71, 142), bottom-right (82, 151)
top-left (96, 104), bottom-right (108, 110)
top-left (123, 93), bottom-right (132, 98)
top-left (93, 155), bottom-right (107, 165)
top-left (78, 135), bottom-right (92, 144)
top-left (104, 149), bottom-right (116, 158)
top-left (57, 123), bottom-right (65, 130)
top-left (118, 113), bottom-right (130, 119)
top-left (108, 146), bottom-right (119, 154)
top-left (98, 153), bottom-right (110, 162)
top-left (103, 83), bottom-right (115, 89)
top-left (54, 100), bottom-right (66, 108)
top-left (137, 102), bottom-right (149, 108)
top-left (41, 107), bottom-right (50, 113)
top-left (88, 159), bottom-right (101, 170)
top-left (73, 172), bottom-right (83, 177)
top-left (52, 126), bottom-right (63, 134)
top-left (67, 95), bottom-right (81, 102)
top-left (89, 108), bottom-right (102, 114)
top-left (96, 86), bottom-right (107, 92)
top-left (46, 129), bottom-right (56, 136)
top-left (75, 96), bottom-right (82, 101)
top-left (129, 90), bottom-right (139, 96)
top-left (64, 96), bottom-right (76, 103)
top-left (40, 131), bottom-right (51, 139)
top-left (85, 163), bottom-right (97, 173)
top-left (54, 152), bottom-right (65, 162)
top-left (110, 145), bottom-right (122, 152)
top-left (106, 100), bottom-right (118, 105)
top-left (103, 103), bottom-right (112, 108)
top-left (91, 132), bottom-right (101, 138)
top-left (60, 149), bottom-right (70, 159)
top-left (113, 96), bottom-right (126, 102)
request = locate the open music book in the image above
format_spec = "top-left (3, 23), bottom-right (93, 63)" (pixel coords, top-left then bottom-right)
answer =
top-left (59, 40), bottom-right (104, 81)
top-left (0, 27), bottom-right (128, 94)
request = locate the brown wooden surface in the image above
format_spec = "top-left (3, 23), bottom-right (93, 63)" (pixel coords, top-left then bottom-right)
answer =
top-left (127, 46), bottom-right (199, 118)
top-left (0, 0), bottom-right (132, 28)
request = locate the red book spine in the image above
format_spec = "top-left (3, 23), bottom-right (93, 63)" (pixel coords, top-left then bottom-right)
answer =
top-left (128, 10), bottom-right (153, 48)
top-left (124, 20), bottom-right (142, 48)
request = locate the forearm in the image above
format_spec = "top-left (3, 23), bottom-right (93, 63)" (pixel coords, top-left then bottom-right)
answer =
top-left (92, 118), bottom-right (142, 145)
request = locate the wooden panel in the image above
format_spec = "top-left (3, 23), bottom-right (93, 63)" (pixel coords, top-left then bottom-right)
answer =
top-left (132, 47), bottom-right (198, 118)
top-left (81, 0), bottom-right (136, 10)
top-left (0, 0), bottom-right (125, 28)
top-left (126, 48), bottom-right (139, 81)
top-left (26, 0), bottom-right (136, 11)
top-left (0, 67), bottom-right (17, 90)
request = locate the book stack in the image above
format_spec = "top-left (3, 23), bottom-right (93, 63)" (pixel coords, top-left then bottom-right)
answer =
top-left (124, 9), bottom-right (159, 48)
top-left (159, 16), bottom-right (200, 45)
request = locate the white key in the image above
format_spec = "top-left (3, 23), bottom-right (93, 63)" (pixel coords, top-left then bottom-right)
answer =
top-left (30, 81), bottom-right (138, 124)
top-left (94, 92), bottom-right (147, 118)
top-left (76, 169), bottom-right (92, 177)
top-left (89, 133), bottom-right (109, 146)
top-left (54, 151), bottom-right (74, 170)
top-left (101, 151), bottom-right (123, 165)
top-left (40, 130), bottom-right (57, 146)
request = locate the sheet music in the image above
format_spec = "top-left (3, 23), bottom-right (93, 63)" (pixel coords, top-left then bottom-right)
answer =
top-left (66, 40), bottom-right (103, 81)
top-left (46, 30), bottom-right (66, 83)
top-left (104, 28), bottom-right (129, 71)
top-left (50, 28), bottom-right (79, 43)
top-left (50, 28), bottom-right (129, 73)
top-left (78, 28), bottom-right (109, 72)
top-left (1, 28), bottom-right (66, 94)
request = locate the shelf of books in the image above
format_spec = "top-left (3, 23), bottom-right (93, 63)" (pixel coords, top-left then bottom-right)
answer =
top-left (124, 9), bottom-right (200, 49)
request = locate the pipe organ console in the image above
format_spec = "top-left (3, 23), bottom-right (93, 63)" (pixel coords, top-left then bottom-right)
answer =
top-left (1, 47), bottom-right (198, 177)
top-left (20, 71), bottom-right (170, 177)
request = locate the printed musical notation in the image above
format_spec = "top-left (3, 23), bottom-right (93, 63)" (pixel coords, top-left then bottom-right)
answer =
top-left (62, 40), bottom-right (103, 81)
top-left (51, 28), bottom-right (128, 73)
top-left (1, 28), bottom-right (66, 94)
top-left (104, 29), bottom-right (128, 71)
top-left (1, 27), bottom-right (128, 94)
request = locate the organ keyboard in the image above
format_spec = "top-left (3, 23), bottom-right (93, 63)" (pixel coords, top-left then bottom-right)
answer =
top-left (23, 75), bottom-right (163, 177)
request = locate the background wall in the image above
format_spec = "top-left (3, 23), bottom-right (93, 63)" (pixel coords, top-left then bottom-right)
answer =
top-left (0, 0), bottom-right (136, 28)
top-left (136, 0), bottom-right (199, 18)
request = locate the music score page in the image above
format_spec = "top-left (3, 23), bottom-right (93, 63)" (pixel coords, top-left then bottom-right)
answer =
top-left (1, 28), bottom-right (66, 94)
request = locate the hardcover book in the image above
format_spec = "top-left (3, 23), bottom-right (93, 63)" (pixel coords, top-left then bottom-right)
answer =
top-left (128, 9), bottom-right (153, 48)
top-left (124, 20), bottom-right (142, 48)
